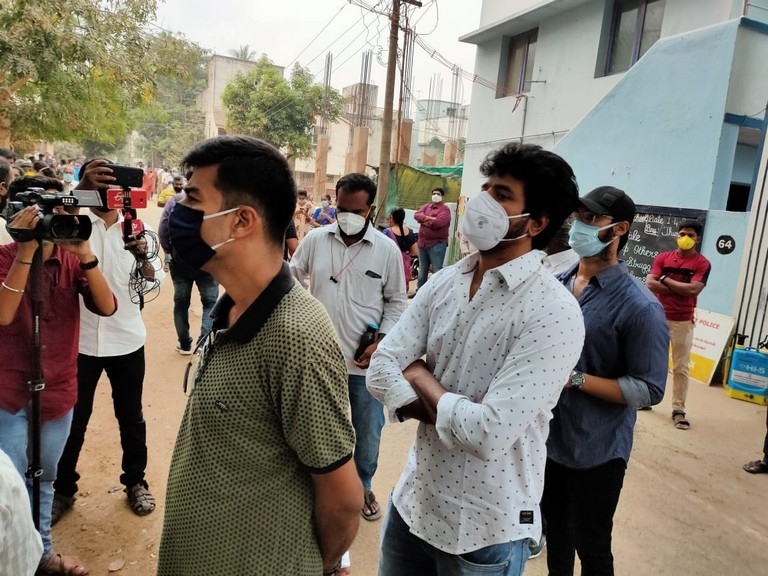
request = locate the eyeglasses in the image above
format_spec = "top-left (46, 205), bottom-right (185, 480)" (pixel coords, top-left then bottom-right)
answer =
top-left (182, 330), bottom-right (216, 396)
top-left (574, 210), bottom-right (613, 226)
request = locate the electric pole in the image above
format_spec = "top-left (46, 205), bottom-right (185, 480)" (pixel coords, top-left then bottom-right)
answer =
top-left (376, 0), bottom-right (421, 225)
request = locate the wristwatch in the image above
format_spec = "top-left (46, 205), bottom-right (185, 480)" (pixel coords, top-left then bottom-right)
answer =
top-left (569, 370), bottom-right (585, 390)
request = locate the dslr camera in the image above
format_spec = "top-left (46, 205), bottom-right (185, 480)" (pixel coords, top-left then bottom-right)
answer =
top-left (6, 189), bottom-right (103, 243)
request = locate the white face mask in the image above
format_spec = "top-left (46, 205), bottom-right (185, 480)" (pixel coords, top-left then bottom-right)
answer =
top-left (461, 191), bottom-right (529, 251)
top-left (432, 194), bottom-right (442, 203)
top-left (337, 212), bottom-right (368, 236)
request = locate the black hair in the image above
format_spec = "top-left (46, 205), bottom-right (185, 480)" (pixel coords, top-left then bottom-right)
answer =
top-left (335, 173), bottom-right (377, 206)
top-left (0, 148), bottom-right (15, 161)
top-left (33, 160), bottom-right (47, 172)
top-left (678, 219), bottom-right (703, 237)
top-left (0, 158), bottom-right (10, 212)
top-left (388, 206), bottom-right (407, 250)
top-left (480, 142), bottom-right (579, 250)
top-left (432, 187), bottom-right (445, 196)
top-left (545, 216), bottom-right (573, 256)
top-left (297, 188), bottom-right (307, 196)
top-left (181, 135), bottom-right (296, 246)
top-left (8, 175), bottom-right (64, 201)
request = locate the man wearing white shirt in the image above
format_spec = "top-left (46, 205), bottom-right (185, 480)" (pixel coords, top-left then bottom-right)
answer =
top-left (53, 159), bottom-right (165, 522)
top-left (291, 173), bottom-right (407, 522)
top-left (367, 143), bottom-right (585, 575)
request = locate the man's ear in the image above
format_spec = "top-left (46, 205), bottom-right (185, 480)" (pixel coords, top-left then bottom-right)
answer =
top-left (230, 205), bottom-right (259, 238)
top-left (527, 214), bottom-right (549, 240)
top-left (614, 221), bottom-right (630, 237)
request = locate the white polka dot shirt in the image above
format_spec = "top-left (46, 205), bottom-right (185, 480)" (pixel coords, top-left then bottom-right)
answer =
top-left (367, 250), bottom-right (585, 554)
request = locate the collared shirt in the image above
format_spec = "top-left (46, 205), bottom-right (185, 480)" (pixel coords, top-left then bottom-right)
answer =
top-left (545, 248), bottom-right (579, 276)
top-left (290, 223), bottom-right (407, 375)
top-left (158, 263), bottom-right (355, 576)
top-left (79, 211), bottom-right (165, 357)
top-left (547, 262), bottom-right (668, 469)
top-left (367, 250), bottom-right (585, 555)
top-left (0, 244), bottom-right (111, 420)
top-left (0, 449), bottom-right (43, 575)
top-left (650, 250), bottom-right (711, 321)
top-left (414, 202), bottom-right (451, 247)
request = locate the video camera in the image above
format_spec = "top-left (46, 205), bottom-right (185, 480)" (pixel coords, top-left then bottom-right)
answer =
top-left (6, 189), bottom-right (103, 243)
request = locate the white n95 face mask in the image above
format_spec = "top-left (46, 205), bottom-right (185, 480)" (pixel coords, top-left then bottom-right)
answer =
top-left (461, 191), bottom-right (529, 251)
top-left (337, 212), bottom-right (367, 236)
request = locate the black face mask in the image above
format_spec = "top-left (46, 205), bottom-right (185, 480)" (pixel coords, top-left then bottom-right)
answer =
top-left (172, 186), bottom-right (183, 193)
top-left (168, 202), bottom-right (237, 270)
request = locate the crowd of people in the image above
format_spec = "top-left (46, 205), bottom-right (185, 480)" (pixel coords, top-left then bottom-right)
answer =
top-left (0, 138), bottom-right (766, 576)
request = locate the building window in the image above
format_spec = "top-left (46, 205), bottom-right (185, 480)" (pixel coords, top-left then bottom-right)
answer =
top-left (605, 0), bottom-right (665, 75)
top-left (498, 28), bottom-right (538, 97)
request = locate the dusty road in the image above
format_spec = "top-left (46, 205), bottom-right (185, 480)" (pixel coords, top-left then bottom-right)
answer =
top-left (49, 206), bottom-right (768, 575)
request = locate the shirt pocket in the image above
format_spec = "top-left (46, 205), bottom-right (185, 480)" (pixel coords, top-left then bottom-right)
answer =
top-left (348, 268), bottom-right (384, 315)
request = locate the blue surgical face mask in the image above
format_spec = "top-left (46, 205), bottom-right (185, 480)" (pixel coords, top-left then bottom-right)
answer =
top-left (568, 219), bottom-right (618, 258)
top-left (168, 203), bottom-right (238, 270)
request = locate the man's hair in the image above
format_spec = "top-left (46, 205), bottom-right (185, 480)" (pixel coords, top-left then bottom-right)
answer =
top-left (8, 176), bottom-right (64, 201)
top-left (432, 187), bottom-right (445, 196)
top-left (172, 175), bottom-right (183, 183)
top-left (33, 160), bottom-right (47, 172)
top-left (181, 135), bottom-right (296, 246)
top-left (297, 188), bottom-right (307, 196)
top-left (0, 148), bottom-right (15, 161)
top-left (679, 219), bottom-right (703, 237)
top-left (480, 142), bottom-right (579, 250)
top-left (336, 173), bottom-right (377, 206)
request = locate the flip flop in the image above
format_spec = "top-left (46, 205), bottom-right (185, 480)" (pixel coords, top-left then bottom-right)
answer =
top-left (672, 412), bottom-right (690, 430)
top-left (361, 490), bottom-right (382, 521)
top-left (743, 459), bottom-right (768, 474)
top-left (37, 553), bottom-right (89, 575)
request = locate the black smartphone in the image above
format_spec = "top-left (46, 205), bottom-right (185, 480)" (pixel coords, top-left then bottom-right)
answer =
top-left (105, 164), bottom-right (143, 189)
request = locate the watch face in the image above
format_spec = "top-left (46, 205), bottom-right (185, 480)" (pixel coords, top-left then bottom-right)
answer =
top-left (571, 371), bottom-right (585, 387)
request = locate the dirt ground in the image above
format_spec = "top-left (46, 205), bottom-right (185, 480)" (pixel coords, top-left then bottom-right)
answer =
top-left (50, 205), bottom-right (768, 575)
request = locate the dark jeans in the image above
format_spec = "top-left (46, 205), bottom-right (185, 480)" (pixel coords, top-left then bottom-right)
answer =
top-left (541, 458), bottom-right (626, 576)
top-left (55, 348), bottom-right (148, 496)
top-left (169, 262), bottom-right (218, 349)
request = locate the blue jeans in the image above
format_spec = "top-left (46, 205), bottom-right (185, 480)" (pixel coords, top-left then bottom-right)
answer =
top-left (0, 407), bottom-right (73, 563)
top-left (379, 500), bottom-right (531, 576)
top-left (417, 242), bottom-right (448, 290)
top-left (347, 374), bottom-right (385, 491)
top-left (169, 262), bottom-right (219, 349)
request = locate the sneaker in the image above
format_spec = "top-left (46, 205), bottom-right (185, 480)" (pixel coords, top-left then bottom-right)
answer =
top-left (528, 534), bottom-right (546, 559)
top-left (51, 493), bottom-right (75, 526)
top-left (176, 344), bottom-right (193, 356)
top-left (125, 482), bottom-right (155, 516)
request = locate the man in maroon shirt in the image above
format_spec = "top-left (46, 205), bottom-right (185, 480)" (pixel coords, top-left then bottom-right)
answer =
top-left (0, 185), bottom-right (116, 575)
top-left (646, 220), bottom-right (711, 430)
top-left (413, 187), bottom-right (451, 295)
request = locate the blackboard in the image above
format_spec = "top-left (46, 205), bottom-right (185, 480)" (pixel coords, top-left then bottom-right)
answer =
top-left (620, 205), bottom-right (708, 280)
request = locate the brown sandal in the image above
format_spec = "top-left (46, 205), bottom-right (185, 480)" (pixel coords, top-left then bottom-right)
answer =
top-left (672, 411), bottom-right (690, 430)
top-left (37, 553), bottom-right (89, 575)
top-left (743, 459), bottom-right (768, 474)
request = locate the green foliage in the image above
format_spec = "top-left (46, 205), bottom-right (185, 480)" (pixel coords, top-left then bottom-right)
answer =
top-left (229, 45), bottom-right (258, 61)
top-left (0, 0), bottom-right (159, 147)
top-left (222, 59), bottom-right (344, 159)
top-left (132, 31), bottom-right (209, 167)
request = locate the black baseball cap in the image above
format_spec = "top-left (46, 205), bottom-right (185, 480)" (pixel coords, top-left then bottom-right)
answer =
top-left (578, 186), bottom-right (635, 225)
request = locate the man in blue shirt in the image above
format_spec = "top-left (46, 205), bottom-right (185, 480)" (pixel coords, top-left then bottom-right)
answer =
top-left (543, 186), bottom-right (668, 576)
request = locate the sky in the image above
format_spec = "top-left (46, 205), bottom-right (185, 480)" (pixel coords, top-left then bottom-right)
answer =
top-left (153, 0), bottom-right (483, 106)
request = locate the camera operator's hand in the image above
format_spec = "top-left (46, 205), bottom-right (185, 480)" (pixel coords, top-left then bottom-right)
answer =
top-left (59, 238), bottom-right (96, 261)
top-left (9, 207), bottom-right (42, 256)
top-left (76, 159), bottom-right (116, 191)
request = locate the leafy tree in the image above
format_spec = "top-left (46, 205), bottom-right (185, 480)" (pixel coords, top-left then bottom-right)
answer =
top-left (229, 45), bottom-right (258, 61)
top-left (222, 58), bottom-right (344, 159)
top-left (132, 31), bottom-right (209, 167)
top-left (0, 0), bottom-right (159, 148)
